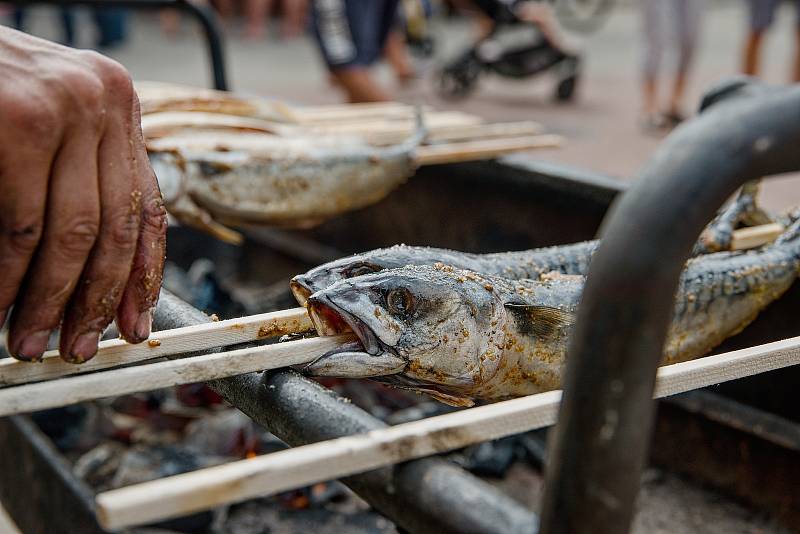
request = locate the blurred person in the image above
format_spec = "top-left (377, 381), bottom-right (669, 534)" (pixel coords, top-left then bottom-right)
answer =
top-left (640, 0), bottom-right (704, 132)
top-left (743, 0), bottom-right (800, 81)
top-left (471, 0), bottom-right (574, 53)
top-left (244, 0), bottom-right (308, 40)
top-left (0, 26), bottom-right (167, 363)
top-left (11, 6), bottom-right (76, 46)
top-left (311, 0), bottom-right (402, 102)
top-left (281, 0), bottom-right (309, 38)
top-left (385, 28), bottom-right (416, 85)
top-left (92, 7), bottom-right (128, 49)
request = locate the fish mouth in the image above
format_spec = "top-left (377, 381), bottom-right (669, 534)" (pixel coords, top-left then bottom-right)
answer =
top-left (304, 294), bottom-right (406, 377)
top-left (289, 277), bottom-right (313, 306)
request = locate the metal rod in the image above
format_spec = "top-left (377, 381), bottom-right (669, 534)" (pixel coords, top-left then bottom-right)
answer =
top-left (8, 0), bottom-right (229, 90)
top-left (539, 79), bottom-right (800, 534)
top-left (152, 290), bottom-right (539, 534)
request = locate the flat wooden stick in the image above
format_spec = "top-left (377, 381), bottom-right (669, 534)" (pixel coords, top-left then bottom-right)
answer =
top-left (415, 135), bottom-right (564, 166)
top-left (0, 333), bottom-right (350, 417)
top-left (275, 101), bottom-right (423, 124)
top-left (0, 308), bottom-right (311, 387)
top-left (730, 222), bottom-right (784, 250)
top-left (310, 120), bottom-right (544, 146)
top-left (95, 336), bottom-right (800, 530)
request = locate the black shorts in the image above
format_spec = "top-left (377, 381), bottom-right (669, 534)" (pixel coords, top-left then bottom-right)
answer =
top-left (311, 0), bottom-right (400, 69)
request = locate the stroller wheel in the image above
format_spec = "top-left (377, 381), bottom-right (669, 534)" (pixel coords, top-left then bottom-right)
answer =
top-left (436, 54), bottom-right (481, 100)
top-left (555, 75), bottom-right (577, 102)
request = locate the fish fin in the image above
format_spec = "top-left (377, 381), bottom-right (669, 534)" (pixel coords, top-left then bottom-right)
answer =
top-left (168, 195), bottom-right (244, 245)
top-left (425, 390), bottom-right (475, 407)
top-left (504, 303), bottom-right (575, 339)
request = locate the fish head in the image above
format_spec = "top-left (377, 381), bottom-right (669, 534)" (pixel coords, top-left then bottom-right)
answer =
top-left (304, 265), bottom-right (508, 406)
top-left (290, 245), bottom-right (430, 306)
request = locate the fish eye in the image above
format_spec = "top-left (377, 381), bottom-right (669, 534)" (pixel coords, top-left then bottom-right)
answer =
top-left (386, 287), bottom-right (415, 317)
top-left (345, 263), bottom-right (381, 278)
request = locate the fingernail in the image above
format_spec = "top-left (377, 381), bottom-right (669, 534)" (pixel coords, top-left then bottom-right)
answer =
top-left (68, 331), bottom-right (100, 364)
top-left (15, 330), bottom-right (51, 362)
top-left (134, 310), bottom-right (152, 342)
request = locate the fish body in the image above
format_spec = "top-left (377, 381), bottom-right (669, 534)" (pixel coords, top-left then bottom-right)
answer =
top-left (291, 185), bottom-right (779, 303)
top-left (305, 221), bottom-right (800, 405)
top-left (149, 126), bottom-right (422, 238)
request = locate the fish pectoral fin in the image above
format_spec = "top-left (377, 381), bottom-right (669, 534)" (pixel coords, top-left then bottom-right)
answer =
top-left (424, 390), bottom-right (475, 407)
top-left (504, 303), bottom-right (575, 339)
top-left (168, 195), bottom-right (244, 245)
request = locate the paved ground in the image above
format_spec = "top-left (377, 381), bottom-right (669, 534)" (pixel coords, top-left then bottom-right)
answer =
top-left (10, 0), bottom-right (800, 211)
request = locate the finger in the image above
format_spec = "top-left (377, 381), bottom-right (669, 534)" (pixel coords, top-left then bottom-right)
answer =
top-left (7, 129), bottom-right (101, 361)
top-left (0, 95), bottom-right (61, 333)
top-left (0, 155), bottom-right (51, 333)
top-left (115, 93), bottom-right (168, 343)
top-left (59, 103), bottom-right (140, 363)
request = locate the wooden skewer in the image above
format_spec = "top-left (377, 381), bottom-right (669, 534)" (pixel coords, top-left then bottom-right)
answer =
top-left (309, 120), bottom-right (544, 146)
top-left (730, 222), bottom-right (784, 251)
top-left (0, 308), bottom-right (311, 387)
top-left (274, 101), bottom-right (426, 124)
top-left (95, 336), bottom-right (800, 530)
top-left (415, 135), bottom-right (564, 166)
top-left (141, 111), bottom-right (291, 139)
top-left (299, 111), bottom-right (484, 132)
top-left (0, 334), bottom-right (351, 417)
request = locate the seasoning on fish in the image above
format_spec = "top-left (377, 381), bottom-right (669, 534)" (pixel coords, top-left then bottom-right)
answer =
top-left (302, 218), bottom-right (800, 406)
top-left (290, 187), bottom-right (781, 304)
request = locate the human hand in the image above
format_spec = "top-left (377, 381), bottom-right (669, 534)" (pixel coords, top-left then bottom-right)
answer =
top-left (0, 27), bottom-right (167, 363)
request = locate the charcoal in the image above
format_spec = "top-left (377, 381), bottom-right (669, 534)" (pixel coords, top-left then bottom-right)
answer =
top-left (518, 428), bottom-right (549, 469)
top-left (460, 437), bottom-right (519, 478)
top-left (74, 441), bottom-right (127, 490)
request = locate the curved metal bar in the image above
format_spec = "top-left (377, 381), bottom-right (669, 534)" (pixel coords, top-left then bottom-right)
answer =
top-left (174, 0), bottom-right (228, 90)
top-left (9, 0), bottom-right (229, 90)
top-left (539, 80), bottom-right (800, 534)
top-left (152, 291), bottom-right (539, 534)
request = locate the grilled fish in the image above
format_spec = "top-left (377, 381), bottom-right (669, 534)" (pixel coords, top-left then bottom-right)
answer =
top-left (290, 185), bottom-right (771, 304)
top-left (302, 219), bottom-right (800, 406)
top-left (149, 121), bottom-right (424, 242)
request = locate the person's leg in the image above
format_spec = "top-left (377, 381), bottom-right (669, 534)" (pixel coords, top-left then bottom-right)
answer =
top-left (60, 8), bottom-right (75, 47)
top-left (384, 29), bottom-right (415, 85)
top-left (12, 8), bottom-right (25, 31)
top-left (281, 0), bottom-right (308, 38)
top-left (310, 0), bottom-right (392, 102)
top-left (743, 0), bottom-right (777, 76)
top-left (793, 1), bottom-right (800, 81)
top-left (743, 30), bottom-right (765, 76)
top-left (514, 1), bottom-right (572, 53)
top-left (666, 0), bottom-right (702, 121)
top-left (329, 68), bottom-right (392, 101)
top-left (640, 0), bottom-right (663, 120)
top-left (245, 0), bottom-right (271, 39)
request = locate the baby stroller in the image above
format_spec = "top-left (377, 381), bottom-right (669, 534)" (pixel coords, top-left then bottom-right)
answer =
top-left (437, 0), bottom-right (581, 101)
